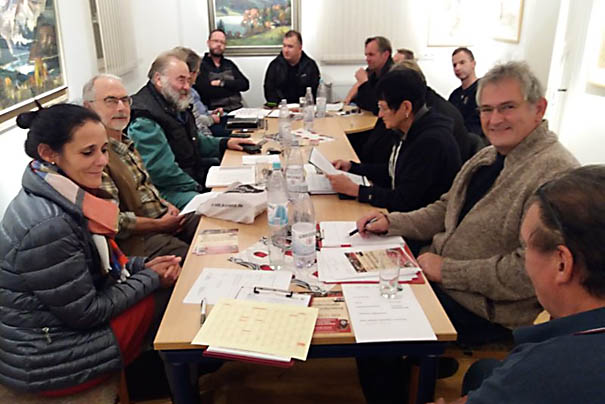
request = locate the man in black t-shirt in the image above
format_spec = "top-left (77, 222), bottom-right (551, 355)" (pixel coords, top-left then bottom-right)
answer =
top-left (448, 47), bottom-right (486, 142)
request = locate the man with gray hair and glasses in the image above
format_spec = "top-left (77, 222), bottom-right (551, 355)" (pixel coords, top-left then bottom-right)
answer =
top-left (431, 165), bottom-right (605, 404)
top-left (355, 61), bottom-right (579, 402)
top-left (83, 74), bottom-right (199, 262)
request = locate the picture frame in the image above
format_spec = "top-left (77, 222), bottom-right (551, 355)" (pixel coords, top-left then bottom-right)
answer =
top-left (207, 0), bottom-right (300, 56)
top-left (587, 3), bottom-right (605, 88)
top-left (427, 0), bottom-right (475, 47)
top-left (493, 0), bottom-right (524, 43)
top-left (0, 0), bottom-right (67, 124)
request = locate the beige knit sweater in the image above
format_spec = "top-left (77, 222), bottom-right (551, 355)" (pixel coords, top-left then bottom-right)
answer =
top-left (387, 121), bottom-right (579, 328)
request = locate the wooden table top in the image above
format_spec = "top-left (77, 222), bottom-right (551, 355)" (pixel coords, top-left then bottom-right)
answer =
top-left (153, 116), bottom-right (456, 350)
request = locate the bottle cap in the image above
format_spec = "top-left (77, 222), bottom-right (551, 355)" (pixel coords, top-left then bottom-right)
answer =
top-left (272, 162), bottom-right (281, 170)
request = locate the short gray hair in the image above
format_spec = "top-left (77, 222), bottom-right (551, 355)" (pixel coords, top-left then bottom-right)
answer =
top-left (148, 50), bottom-right (186, 80)
top-left (477, 61), bottom-right (544, 105)
top-left (82, 73), bottom-right (123, 102)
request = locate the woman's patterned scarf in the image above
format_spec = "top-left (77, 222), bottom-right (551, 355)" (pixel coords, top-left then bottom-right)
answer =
top-left (31, 160), bottom-right (130, 281)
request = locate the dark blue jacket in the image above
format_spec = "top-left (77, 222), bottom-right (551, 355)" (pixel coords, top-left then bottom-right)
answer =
top-left (0, 165), bottom-right (159, 392)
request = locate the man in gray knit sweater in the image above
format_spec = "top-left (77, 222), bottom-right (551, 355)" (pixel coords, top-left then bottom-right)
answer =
top-left (355, 61), bottom-right (579, 403)
top-left (358, 61), bottom-right (579, 343)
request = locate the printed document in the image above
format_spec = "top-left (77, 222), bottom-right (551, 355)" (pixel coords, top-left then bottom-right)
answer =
top-left (183, 268), bottom-right (292, 305)
top-left (342, 284), bottom-right (436, 343)
top-left (320, 221), bottom-right (404, 248)
top-left (192, 299), bottom-right (318, 360)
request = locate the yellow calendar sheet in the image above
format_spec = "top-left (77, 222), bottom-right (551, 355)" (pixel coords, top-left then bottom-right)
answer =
top-left (191, 299), bottom-right (319, 361)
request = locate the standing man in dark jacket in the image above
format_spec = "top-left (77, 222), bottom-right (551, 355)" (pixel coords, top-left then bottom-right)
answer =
top-left (194, 29), bottom-right (249, 113)
top-left (344, 36), bottom-right (394, 115)
top-left (263, 30), bottom-right (320, 104)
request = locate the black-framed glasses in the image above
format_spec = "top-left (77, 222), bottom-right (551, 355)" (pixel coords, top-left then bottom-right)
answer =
top-left (90, 96), bottom-right (133, 107)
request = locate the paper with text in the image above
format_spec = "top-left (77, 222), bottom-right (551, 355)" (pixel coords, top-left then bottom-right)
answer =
top-left (179, 192), bottom-right (220, 216)
top-left (205, 166), bottom-right (255, 188)
top-left (320, 221), bottom-right (404, 248)
top-left (192, 299), bottom-right (318, 360)
top-left (183, 268), bottom-right (292, 305)
top-left (342, 284), bottom-right (436, 343)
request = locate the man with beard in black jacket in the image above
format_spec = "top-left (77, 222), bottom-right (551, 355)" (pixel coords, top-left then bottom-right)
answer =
top-left (263, 30), bottom-right (320, 104)
top-left (194, 28), bottom-right (249, 113)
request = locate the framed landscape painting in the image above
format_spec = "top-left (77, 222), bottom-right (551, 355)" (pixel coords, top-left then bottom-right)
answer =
top-left (0, 0), bottom-right (66, 123)
top-left (207, 0), bottom-right (300, 56)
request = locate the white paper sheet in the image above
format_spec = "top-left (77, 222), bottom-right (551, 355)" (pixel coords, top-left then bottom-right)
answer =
top-left (317, 245), bottom-right (419, 283)
top-left (309, 147), bottom-right (338, 175)
top-left (179, 192), bottom-right (221, 216)
top-left (342, 284), bottom-right (436, 342)
top-left (235, 286), bottom-right (311, 307)
top-left (183, 268), bottom-right (293, 305)
top-left (304, 164), bottom-right (367, 194)
top-left (241, 154), bottom-right (280, 165)
top-left (320, 221), bottom-right (405, 248)
top-left (227, 108), bottom-right (271, 118)
top-left (205, 166), bottom-right (255, 188)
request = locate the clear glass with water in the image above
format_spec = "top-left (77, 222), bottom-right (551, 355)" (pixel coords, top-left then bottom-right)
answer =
top-left (379, 252), bottom-right (401, 298)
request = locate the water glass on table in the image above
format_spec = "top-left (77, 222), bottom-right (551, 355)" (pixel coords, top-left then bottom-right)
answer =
top-left (379, 253), bottom-right (400, 299)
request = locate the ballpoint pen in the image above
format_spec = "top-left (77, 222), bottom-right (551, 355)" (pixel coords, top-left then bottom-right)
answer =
top-left (348, 217), bottom-right (378, 237)
top-left (200, 298), bottom-right (207, 326)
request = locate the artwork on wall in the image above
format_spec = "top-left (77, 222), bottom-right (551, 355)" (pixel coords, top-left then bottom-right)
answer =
top-left (207, 0), bottom-right (300, 56)
top-left (427, 0), bottom-right (475, 47)
top-left (588, 5), bottom-right (605, 88)
top-left (493, 0), bottom-right (524, 43)
top-left (0, 0), bottom-right (66, 122)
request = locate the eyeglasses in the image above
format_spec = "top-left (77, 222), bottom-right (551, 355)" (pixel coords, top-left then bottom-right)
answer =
top-left (477, 101), bottom-right (522, 116)
top-left (90, 96), bottom-right (133, 107)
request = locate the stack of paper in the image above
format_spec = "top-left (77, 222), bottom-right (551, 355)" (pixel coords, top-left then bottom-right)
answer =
top-left (192, 299), bottom-right (319, 362)
top-left (305, 165), bottom-right (367, 195)
top-left (317, 222), bottom-right (420, 283)
top-left (227, 108), bottom-right (271, 118)
top-left (205, 165), bottom-right (255, 188)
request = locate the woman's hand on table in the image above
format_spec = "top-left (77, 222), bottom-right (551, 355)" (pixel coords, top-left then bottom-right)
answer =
top-left (146, 255), bottom-right (182, 287)
top-left (326, 173), bottom-right (359, 197)
top-left (332, 159), bottom-right (351, 171)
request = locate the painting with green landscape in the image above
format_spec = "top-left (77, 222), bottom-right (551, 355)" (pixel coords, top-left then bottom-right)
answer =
top-left (208, 0), bottom-right (299, 55)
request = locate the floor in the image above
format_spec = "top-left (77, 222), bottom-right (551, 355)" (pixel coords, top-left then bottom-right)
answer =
top-left (134, 355), bottom-right (477, 404)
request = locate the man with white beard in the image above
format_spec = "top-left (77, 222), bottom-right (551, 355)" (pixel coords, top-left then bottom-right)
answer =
top-left (128, 50), bottom-right (253, 209)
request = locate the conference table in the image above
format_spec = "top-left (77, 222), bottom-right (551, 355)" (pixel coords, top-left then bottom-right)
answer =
top-left (154, 113), bottom-right (456, 404)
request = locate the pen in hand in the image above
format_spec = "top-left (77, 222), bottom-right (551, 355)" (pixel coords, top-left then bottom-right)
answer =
top-left (349, 217), bottom-right (378, 237)
top-left (200, 298), bottom-right (207, 326)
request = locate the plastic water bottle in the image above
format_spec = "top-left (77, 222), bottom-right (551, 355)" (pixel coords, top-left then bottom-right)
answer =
top-left (285, 146), bottom-right (305, 201)
top-left (266, 162), bottom-right (289, 270)
top-left (278, 99), bottom-right (292, 148)
top-left (316, 80), bottom-right (327, 118)
top-left (303, 87), bottom-right (314, 131)
top-left (291, 187), bottom-right (316, 271)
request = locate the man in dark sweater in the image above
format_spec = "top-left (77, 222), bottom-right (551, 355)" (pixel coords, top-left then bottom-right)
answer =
top-left (448, 47), bottom-right (485, 141)
top-left (344, 36), bottom-right (394, 115)
top-left (263, 30), bottom-right (320, 104)
top-left (194, 29), bottom-right (249, 113)
top-left (328, 68), bottom-right (461, 214)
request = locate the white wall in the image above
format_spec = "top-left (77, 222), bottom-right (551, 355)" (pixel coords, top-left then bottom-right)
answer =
top-left (550, 0), bottom-right (605, 165)
top-left (2, 0), bottom-right (601, 219)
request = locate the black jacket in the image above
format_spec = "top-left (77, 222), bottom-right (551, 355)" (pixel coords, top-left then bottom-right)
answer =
top-left (426, 87), bottom-right (476, 162)
top-left (353, 58), bottom-right (393, 115)
top-left (350, 108), bottom-right (462, 213)
top-left (130, 81), bottom-right (227, 187)
top-left (0, 166), bottom-right (159, 392)
top-left (263, 51), bottom-right (320, 104)
top-left (194, 53), bottom-right (249, 112)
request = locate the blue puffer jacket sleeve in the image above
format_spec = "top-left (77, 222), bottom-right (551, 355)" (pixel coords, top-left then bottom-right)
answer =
top-left (15, 215), bottom-right (160, 330)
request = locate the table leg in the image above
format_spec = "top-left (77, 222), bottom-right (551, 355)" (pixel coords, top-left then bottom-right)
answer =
top-left (160, 351), bottom-right (199, 404)
top-left (415, 355), bottom-right (438, 404)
